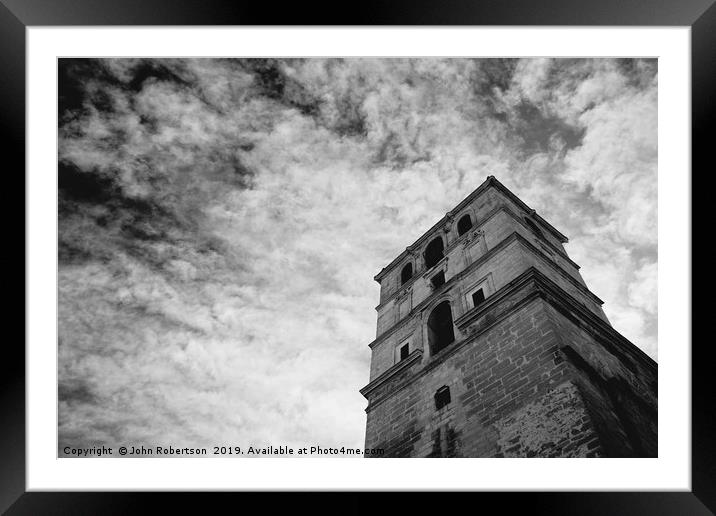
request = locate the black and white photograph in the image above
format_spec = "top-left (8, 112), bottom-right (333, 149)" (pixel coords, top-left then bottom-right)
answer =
top-left (57, 57), bottom-right (658, 459)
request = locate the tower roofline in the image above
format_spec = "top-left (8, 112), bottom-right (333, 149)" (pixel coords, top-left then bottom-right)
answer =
top-left (374, 175), bottom-right (569, 283)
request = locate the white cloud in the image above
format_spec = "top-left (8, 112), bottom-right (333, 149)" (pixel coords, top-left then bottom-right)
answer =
top-left (628, 261), bottom-right (658, 315)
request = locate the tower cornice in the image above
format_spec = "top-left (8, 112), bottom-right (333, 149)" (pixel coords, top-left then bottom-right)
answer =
top-left (370, 230), bottom-right (601, 344)
top-left (373, 175), bottom-right (569, 283)
top-left (361, 267), bottom-right (654, 409)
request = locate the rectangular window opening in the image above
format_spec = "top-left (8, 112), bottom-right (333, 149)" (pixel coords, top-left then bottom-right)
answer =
top-left (435, 386), bottom-right (451, 410)
top-left (472, 288), bottom-right (485, 307)
top-left (399, 343), bottom-right (410, 361)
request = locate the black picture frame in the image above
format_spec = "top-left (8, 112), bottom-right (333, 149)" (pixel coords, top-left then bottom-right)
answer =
top-left (3, 1), bottom-right (710, 513)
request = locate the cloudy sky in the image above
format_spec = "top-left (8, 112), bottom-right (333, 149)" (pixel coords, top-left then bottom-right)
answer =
top-left (58, 58), bottom-right (657, 454)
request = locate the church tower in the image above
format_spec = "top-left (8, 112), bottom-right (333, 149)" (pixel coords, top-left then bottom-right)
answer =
top-left (361, 176), bottom-right (657, 457)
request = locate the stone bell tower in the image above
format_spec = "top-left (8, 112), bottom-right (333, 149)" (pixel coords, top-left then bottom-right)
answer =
top-left (360, 176), bottom-right (657, 457)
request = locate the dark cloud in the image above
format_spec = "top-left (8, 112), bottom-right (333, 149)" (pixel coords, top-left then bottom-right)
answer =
top-left (239, 58), bottom-right (322, 116)
top-left (329, 96), bottom-right (368, 137)
top-left (58, 378), bottom-right (99, 406)
top-left (616, 58), bottom-right (658, 89)
top-left (373, 130), bottom-right (432, 168)
top-left (59, 58), bottom-right (118, 121)
top-left (478, 59), bottom-right (518, 93)
top-left (59, 161), bottom-right (117, 205)
top-left (125, 60), bottom-right (191, 93)
top-left (512, 99), bottom-right (586, 155)
top-left (470, 58), bottom-right (518, 120)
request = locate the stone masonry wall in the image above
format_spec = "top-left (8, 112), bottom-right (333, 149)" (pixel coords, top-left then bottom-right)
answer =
top-left (544, 303), bottom-right (657, 457)
top-left (494, 381), bottom-right (603, 457)
top-left (364, 294), bottom-right (657, 457)
top-left (367, 297), bottom-right (579, 456)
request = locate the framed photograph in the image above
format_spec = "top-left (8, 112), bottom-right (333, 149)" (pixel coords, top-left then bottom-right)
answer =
top-left (5, 0), bottom-right (709, 513)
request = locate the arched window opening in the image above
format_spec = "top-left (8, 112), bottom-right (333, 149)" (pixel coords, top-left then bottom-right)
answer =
top-left (427, 301), bottom-right (455, 355)
top-left (400, 263), bottom-right (413, 285)
top-left (524, 217), bottom-right (544, 238)
top-left (424, 237), bottom-right (444, 270)
top-left (457, 214), bottom-right (473, 236)
top-left (435, 386), bottom-right (451, 410)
